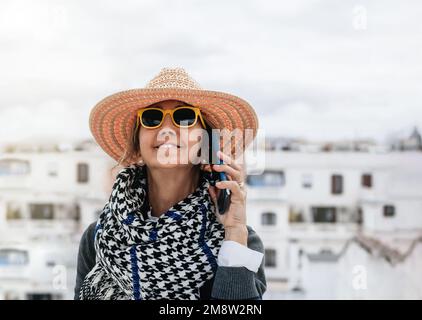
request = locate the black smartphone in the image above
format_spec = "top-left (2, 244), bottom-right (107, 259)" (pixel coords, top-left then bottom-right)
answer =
top-left (207, 127), bottom-right (231, 214)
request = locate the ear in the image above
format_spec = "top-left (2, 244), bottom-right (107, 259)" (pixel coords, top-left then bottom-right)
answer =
top-left (137, 155), bottom-right (144, 165)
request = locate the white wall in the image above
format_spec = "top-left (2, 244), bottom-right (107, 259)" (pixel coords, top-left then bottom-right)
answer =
top-left (362, 200), bottom-right (422, 232)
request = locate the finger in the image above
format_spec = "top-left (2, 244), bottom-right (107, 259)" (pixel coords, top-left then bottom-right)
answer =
top-left (212, 164), bottom-right (242, 182)
top-left (202, 164), bottom-right (212, 172)
top-left (217, 151), bottom-right (242, 171)
top-left (215, 180), bottom-right (244, 200)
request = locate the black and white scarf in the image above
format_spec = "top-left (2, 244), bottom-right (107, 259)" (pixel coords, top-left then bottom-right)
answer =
top-left (79, 164), bottom-right (225, 300)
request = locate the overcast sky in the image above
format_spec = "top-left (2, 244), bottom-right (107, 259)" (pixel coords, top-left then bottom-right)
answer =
top-left (0, 0), bottom-right (421, 145)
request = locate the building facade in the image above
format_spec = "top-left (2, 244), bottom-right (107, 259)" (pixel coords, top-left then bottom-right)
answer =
top-left (1, 144), bottom-right (422, 299)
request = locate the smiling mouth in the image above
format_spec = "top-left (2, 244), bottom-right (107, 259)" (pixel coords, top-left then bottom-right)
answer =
top-left (154, 143), bottom-right (181, 149)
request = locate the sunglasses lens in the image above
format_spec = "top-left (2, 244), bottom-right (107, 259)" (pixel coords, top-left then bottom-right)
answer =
top-left (141, 109), bottom-right (163, 127)
top-left (173, 108), bottom-right (197, 127)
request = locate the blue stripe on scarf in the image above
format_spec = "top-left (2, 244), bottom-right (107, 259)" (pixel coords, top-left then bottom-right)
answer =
top-left (94, 223), bottom-right (102, 240)
top-left (199, 203), bottom-right (218, 272)
top-left (165, 210), bottom-right (182, 221)
top-left (122, 211), bottom-right (136, 225)
top-left (130, 245), bottom-right (142, 300)
top-left (149, 228), bottom-right (158, 241)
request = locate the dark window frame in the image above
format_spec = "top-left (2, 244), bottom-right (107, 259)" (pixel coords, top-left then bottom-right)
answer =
top-left (29, 203), bottom-right (54, 220)
top-left (264, 249), bottom-right (277, 267)
top-left (312, 206), bottom-right (337, 223)
top-left (383, 205), bottom-right (395, 217)
top-left (362, 173), bottom-right (372, 188)
top-left (331, 174), bottom-right (343, 194)
top-left (77, 163), bottom-right (89, 183)
top-left (261, 212), bottom-right (277, 226)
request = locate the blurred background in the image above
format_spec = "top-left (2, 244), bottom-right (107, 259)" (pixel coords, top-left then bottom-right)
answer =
top-left (1, 0), bottom-right (422, 299)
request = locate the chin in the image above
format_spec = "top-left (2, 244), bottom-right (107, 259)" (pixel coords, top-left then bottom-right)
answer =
top-left (153, 147), bottom-right (187, 166)
top-left (149, 162), bottom-right (190, 170)
top-left (148, 145), bottom-right (199, 168)
top-left (148, 153), bottom-right (185, 168)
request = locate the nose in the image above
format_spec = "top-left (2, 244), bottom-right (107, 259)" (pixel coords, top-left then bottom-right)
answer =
top-left (157, 113), bottom-right (177, 140)
top-left (161, 112), bottom-right (175, 128)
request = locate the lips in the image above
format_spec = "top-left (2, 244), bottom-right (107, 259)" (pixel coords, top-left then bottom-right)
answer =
top-left (154, 142), bottom-right (181, 149)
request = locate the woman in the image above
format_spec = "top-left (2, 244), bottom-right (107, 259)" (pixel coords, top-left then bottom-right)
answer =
top-left (74, 67), bottom-right (266, 300)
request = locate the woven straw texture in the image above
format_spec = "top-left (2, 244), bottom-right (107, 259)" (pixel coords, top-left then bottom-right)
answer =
top-left (89, 67), bottom-right (259, 163)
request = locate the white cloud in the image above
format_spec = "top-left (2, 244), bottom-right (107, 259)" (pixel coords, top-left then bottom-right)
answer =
top-left (0, 0), bottom-right (421, 145)
top-left (0, 99), bottom-right (90, 144)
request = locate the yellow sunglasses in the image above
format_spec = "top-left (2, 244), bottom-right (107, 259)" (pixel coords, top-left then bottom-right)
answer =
top-left (136, 106), bottom-right (206, 129)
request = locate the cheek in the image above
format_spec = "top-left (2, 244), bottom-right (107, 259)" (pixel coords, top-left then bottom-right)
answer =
top-left (184, 124), bottom-right (206, 151)
top-left (187, 133), bottom-right (202, 149)
top-left (139, 128), bottom-right (155, 151)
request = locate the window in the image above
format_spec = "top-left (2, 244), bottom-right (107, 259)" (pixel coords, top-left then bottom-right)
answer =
top-left (6, 202), bottom-right (22, 220)
top-left (312, 207), bottom-right (336, 223)
top-left (289, 208), bottom-right (304, 223)
top-left (247, 171), bottom-right (285, 187)
top-left (261, 212), bottom-right (277, 226)
top-left (77, 163), bottom-right (89, 183)
top-left (331, 174), bottom-right (343, 194)
top-left (29, 204), bottom-right (54, 220)
top-left (362, 173), bottom-right (372, 188)
top-left (383, 205), bottom-right (395, 217)
top-left (264, 249), bottom-right (277, 267)
top-left (47, 162), bottom-right (58, 177)
top-left (0, 249), bottom-right (29, 266)
top-left (302, 173), bottom-right (313, 188)
top-left (73, 204), bottom-right (81, 221)
top-left (0, 159), bottom-right (30, 176)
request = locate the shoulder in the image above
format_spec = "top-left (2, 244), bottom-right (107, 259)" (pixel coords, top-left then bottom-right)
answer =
top-left (78, 222), bottom-right (97, 261)
top-left (82, 221), bottom-right (97, 243)
top-left (74, 222), bottom-right (97, 299)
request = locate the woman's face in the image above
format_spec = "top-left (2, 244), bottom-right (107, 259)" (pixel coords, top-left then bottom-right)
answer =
top-left (139, 100), bottom-right (205, 169)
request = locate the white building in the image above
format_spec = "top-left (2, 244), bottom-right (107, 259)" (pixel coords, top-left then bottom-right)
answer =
top-left (1, 143), bottom-right (422, 299)
top-left (245, 150), bottom-right (422, 299)
top-left (0, 144), bottom-right (115, 299)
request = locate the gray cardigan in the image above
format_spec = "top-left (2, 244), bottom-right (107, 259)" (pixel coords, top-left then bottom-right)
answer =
top-left (74, 222), bottom-right (267, 300)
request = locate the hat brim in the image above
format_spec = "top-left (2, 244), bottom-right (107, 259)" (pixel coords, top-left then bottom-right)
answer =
top-left (89, 88), bottom-right (259, 163)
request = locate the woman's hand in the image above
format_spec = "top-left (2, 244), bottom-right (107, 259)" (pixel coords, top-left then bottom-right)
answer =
top-left (204, 150), bottom-right (248, 246)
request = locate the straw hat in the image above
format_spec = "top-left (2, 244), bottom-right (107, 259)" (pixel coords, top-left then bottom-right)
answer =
top-left (89, 67), bottom-right (259, 163)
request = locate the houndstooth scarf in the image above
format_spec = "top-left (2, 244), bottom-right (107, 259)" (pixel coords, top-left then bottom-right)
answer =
top-left (79, 164), bottom-right (225, 300)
